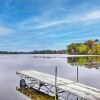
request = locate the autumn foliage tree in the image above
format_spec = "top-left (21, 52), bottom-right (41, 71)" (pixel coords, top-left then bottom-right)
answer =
top-left (85, 40), bottom-right (94, 48)
top-left (67, 39), bottom-right (100, 55)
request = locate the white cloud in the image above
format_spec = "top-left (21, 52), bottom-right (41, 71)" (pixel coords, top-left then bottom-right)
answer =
top-left (19, 16), bottom-right (70, 30)
top-left (18, 10), bottom-right (100, 30)
top-left (32, 20), bottom-right (69, 29)
top-left (45, 33), bottom-right (70, 38)
top-left (0, 26), bottom-right (15, 35)
top-left (84, 11), bottom-right (100, 20)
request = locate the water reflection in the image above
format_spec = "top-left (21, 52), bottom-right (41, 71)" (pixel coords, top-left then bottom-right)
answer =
top-left (16, 86), bottom-right (55, 100)
top-left (0, 54), bottom-right (100, 100)
top-left (67, 56), bottom-right (100, 69)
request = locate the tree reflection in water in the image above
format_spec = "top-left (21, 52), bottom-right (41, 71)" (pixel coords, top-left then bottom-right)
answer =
top-left (67, 56), bottom-right (100, 69)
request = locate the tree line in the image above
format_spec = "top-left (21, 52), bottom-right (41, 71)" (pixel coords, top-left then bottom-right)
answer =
top-left (0, 50), bottom-right (67, 54)
top-left (67, 39), bottom-right (100, 55)
top-left (31, 50), bottom-right (67, 54)
top-left (1, 39), bottom-right (100, 55)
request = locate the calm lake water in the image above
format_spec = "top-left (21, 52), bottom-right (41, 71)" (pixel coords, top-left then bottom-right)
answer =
top-left (0, 54), bottom-right (100, 100)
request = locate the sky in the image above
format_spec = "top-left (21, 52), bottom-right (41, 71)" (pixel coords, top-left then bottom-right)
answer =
top-left (0, 0), bottom-right (100, 51)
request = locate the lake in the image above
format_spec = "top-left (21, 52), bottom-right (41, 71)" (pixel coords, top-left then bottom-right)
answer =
top-left (0, 54), bottom-right (100, 100)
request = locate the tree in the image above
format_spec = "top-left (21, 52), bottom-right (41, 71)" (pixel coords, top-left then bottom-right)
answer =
top-left (78, 44), bottom-right (88, 54)
top-left (92, 45), bottom-right (97, 54)
top-left (97, 44), bottom-right (100, 54)
top-left (94, 39), bottom-right (99, 43)
top-left (85, 40), bottom-right (94, 48)
top-left (67, 39), bottom-right (100, 55)
top-left (88, 49), bottom-right (93, 55)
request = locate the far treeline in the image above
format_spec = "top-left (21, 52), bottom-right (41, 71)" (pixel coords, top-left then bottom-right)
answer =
top-left (31, 50), bottom-right (67, 54)
top-left (0, 50), bottom-right (67, 54)
top-left (67, 39), bottom-right (100, 55)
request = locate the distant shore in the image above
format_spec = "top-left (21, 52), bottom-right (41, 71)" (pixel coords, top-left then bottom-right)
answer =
top-left (0, 50), bottom-right (67, 54)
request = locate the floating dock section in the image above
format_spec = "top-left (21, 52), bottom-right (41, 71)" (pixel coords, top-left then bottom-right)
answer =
top-left (16, 70), bottom-right (100, 100)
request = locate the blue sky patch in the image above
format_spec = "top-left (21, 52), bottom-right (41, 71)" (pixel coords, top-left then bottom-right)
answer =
top-left (0, 0), bottom-right (100, 51)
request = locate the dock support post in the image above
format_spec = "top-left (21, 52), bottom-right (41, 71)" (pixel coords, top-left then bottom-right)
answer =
top-left (55, 66), bottom-right (57, 100)
top-left (77, 66), bottom-right (79, 100)
top-left (77, 66), bottom-right (78, 83)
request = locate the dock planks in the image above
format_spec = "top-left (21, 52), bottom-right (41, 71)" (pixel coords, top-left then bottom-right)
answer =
top-left (16, 70), bottom-right (100, 100)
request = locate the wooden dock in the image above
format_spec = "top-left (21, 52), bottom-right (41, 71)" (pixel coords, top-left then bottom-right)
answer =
top-left (16, 70), bottom-right (100, 100)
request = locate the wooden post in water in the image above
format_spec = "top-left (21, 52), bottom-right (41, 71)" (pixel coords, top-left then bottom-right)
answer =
top-left (55, 66), bottom-right (57, 100)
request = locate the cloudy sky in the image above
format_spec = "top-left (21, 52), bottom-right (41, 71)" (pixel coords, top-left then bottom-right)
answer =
top-left (0, 0), bottom-right (100, 51)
